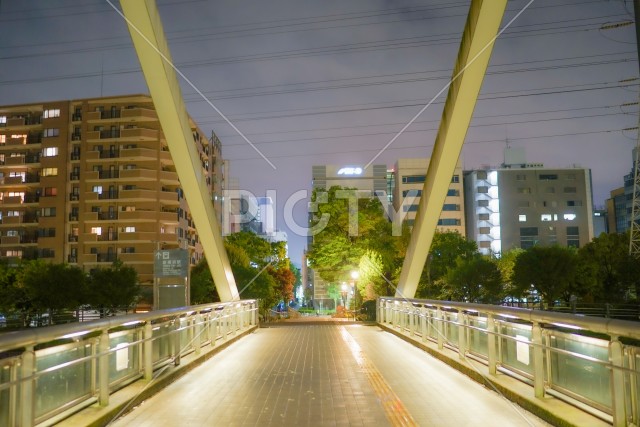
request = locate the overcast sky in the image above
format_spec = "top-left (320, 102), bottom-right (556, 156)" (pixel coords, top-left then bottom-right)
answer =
top-left (0, 0), bottom-right (637, 264)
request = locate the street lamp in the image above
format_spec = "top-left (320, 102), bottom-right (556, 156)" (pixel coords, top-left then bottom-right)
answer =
top-left (341, 283), bottom-right (348, 319)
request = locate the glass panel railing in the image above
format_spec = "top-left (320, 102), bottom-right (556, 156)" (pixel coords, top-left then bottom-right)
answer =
top-left (0, 361), bottom-right (15, 427)
top-left (548, 332), bottom-right (610, 409)
top-left (151, 321), bottom-right (173, 365)
top-left (468, 317), bottom-right (488, 357)
top-left (34, 343), bottom-right (92, 421)
top-left (108, 331), bottom-right (140, 388)
top-left (443, 312), bottom-right (458, 345)
top-left (499, 321), bottom-right (533, 377)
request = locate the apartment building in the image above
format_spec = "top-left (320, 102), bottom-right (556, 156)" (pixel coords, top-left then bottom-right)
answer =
top-left (392, 158), bottom-right (466, 235)
top-left (464, 148), bottom-right (594, 255)
top-left (0, 94), bottom-right (224, 288)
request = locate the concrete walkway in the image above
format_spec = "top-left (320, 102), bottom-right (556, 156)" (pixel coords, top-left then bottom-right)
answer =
top-left (109, 324), bottom-right (554, 427)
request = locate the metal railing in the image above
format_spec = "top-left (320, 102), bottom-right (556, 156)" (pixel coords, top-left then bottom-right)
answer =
top-left (0, 300), bottom-right (258, 427)
top-left (378, 297), bottom-right (640, 427)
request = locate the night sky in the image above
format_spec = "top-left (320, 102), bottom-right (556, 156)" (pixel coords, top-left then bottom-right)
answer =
top-left (0, 0), bottom-right (637, 264)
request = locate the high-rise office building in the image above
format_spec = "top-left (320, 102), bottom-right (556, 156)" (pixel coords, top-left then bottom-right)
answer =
top-left (464, 148), bottom-right (594, 255)
top-left (0, 94), bottom-right (224, 288)
top-left (606, 147), bottom-right (638, 234)
top-left (392, 158), bottom-right (466, 235)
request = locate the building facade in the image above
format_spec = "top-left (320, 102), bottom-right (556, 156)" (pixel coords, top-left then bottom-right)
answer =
top-left (392, 158), bottom-right (466, 235)
top-left (0, 94), bottom-right (224, 291)
top-left (464, 165), bottom-right (594, 255)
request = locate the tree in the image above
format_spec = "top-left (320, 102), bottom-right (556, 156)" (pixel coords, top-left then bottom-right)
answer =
top-left (190, 259), bottom-right (219, 304)
top-left (307, 186), bottom-right (393, 283)
top-left (268, 266), bottom-right (296, 302)
top-left (442, 255), bottom-right (503, 304)
top-left (496, 248), bottom-right (525, 301)
top-left (577, 232), bottom-right (636, 303)
top-left (512, 246), bottom-right (577, 307)
top-left (20, 260), bottom-right (86, 313)
top-left (87, 260), bottom-right (140, 315)
top-left (416, 231), bottom-right (478, 299)
top-left (225, 231), bottom-right (272, 267)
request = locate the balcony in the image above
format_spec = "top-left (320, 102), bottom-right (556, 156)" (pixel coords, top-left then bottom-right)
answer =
top-left (69, 193), bottom-right (79, 201)
top-left (86, 110), bottom-right (121, 122)
top-left (97, 233), bottom-right (118, 242)
top-left (68, 234), bottom-right (78, 242)
top-left (68, 255), bottom-right (77, 263)
top-left (119, 169), bottom-right (156, 181)
top-left (159, 170), bottom-right (179, 184)
top-left (98, 191), bottom-right (119, 200)
top-left (120, 127), bottom-right (158, 141)
top-left (96, 253), bottom-right (117, 263)
top-left (121, 107), bottom-right (157, 121)
top-left (71, 113), bottom-right (82, 122)
top-left (69, 214), bottom-right (79, 222)
top-left (70, 152), bottom-right (81, 161)
top-left (118, 189), bottom-right (156, 202)
top-left (97, 212), bottom-right (118, 220)
top-left (119, 147), bottom-right (159, 161)
top-left (4, 116), bottom-right (42, 128)
top-left (98, 170), bottom-right (119, 179)
top-left (118, 231), bottom-right (155, 242)
top-left (71, 133), bottom-right (81, 141)
top-left (70, 173), bottom-right (80, 181)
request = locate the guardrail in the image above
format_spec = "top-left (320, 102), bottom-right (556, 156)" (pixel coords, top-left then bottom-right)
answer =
top-left (0, 300), bottom-right (258, 427)
top-left (378, 297), bottom-right (640, 427)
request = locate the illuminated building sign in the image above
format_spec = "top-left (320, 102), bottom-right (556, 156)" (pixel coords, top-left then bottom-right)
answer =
top-left (337, 167), bottom-right (363, 175)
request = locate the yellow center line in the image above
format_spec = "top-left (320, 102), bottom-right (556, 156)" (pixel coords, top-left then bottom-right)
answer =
top-left (340, 326), bottom-right (417, 427)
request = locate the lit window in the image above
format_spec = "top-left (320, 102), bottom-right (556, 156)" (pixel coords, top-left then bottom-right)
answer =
top-left (541, 214), bottom-right (552, 222)
top-left (41, 168), bottom-right (58, 177)
top-left (40, 207), bottom-right (56, 217)
top-left (43, 109), bottom-right (60, 119)
top-left (43, 147), bottom-right (58, 157)
top-left (517, 187), bottom-right (531, 194)
top-left (0, 116), bottom-right (6, 124)
top-left (92, 186), bottom-right (103, 194)
top-left (7, 210), bottom-right (20, 216)
top-left (43, 128), bottom-right (59, 138)
top-left (564, 213), bottom-right (577, 221)
top-left (91, 227), bottom-right (102, 235)
top-left (0, 135), bottom-right (5, 144)
top-left (518, 214), bottom-right (527, 222)
top-left (6, 250), bottom-right (22, 257)
top-left (124, 226), bottom-right (136, 232)
top-left (11, 134), bottom-right (27, 144)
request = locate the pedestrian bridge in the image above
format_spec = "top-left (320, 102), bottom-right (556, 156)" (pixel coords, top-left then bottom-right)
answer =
top-left (0, 299), bottom-right (638, 427)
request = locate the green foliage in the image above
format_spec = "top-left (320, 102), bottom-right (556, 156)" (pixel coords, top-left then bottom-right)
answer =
top-left (512, 245), bottom-right (577, 306)
top-left (496, 248), bottom-right (524, 299)
top-left (87, 260), bottom-right (140, 313)
top-left (307, 186), bottom-right (404, 301)
top-left (416, 231), bottom-right (478, 299)
top-left (190, 259), bottom-right (219, 304)
top-left (224, 231), bottom-right (272, 267)
top-left (20, 260), bottom-right (86, 313)
top-left (442, 255), bottom-right (503, 304)
top-left (577, 232), bottom-right (637, 303)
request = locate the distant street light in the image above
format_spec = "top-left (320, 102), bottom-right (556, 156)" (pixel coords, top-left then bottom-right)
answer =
top-left (351, 270), bottom-right (359, 320)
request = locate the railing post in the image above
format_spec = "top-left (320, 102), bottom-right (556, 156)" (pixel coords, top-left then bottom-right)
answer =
top-left (410, 305), bottom-right (416, 336)
top-left (195, 313), bottom-right (202, 356)
top-left (532, 322), bottom-right (544, 398)
top-left (420, 307), bottom-right (427, 342)
top-left (377, 299), bottom-right (382, 323)
top-left (98, 332), bottom-right (110, 406)
top-left (609, 337), bottom-right (627, 427)
top-left (144, 322), bottom-right (153, 381)
top-left (487, 314), bottom-right (497, 375)
top-left (436, 307), bottom-right (444, 350)
top-left (19, 346), bottom-right (35, 427)
top-left (173, 318), bottom-right (181, 366)
top-left (458, 310), bottom-right (466, 360)
top-left (386, 301), bottom-right (392, 325)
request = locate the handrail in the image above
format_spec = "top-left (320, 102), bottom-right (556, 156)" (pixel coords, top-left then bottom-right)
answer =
top-left (378, 297), bottom-right (640, 427)
top-left (0, 300), bottom-right (259, 427)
